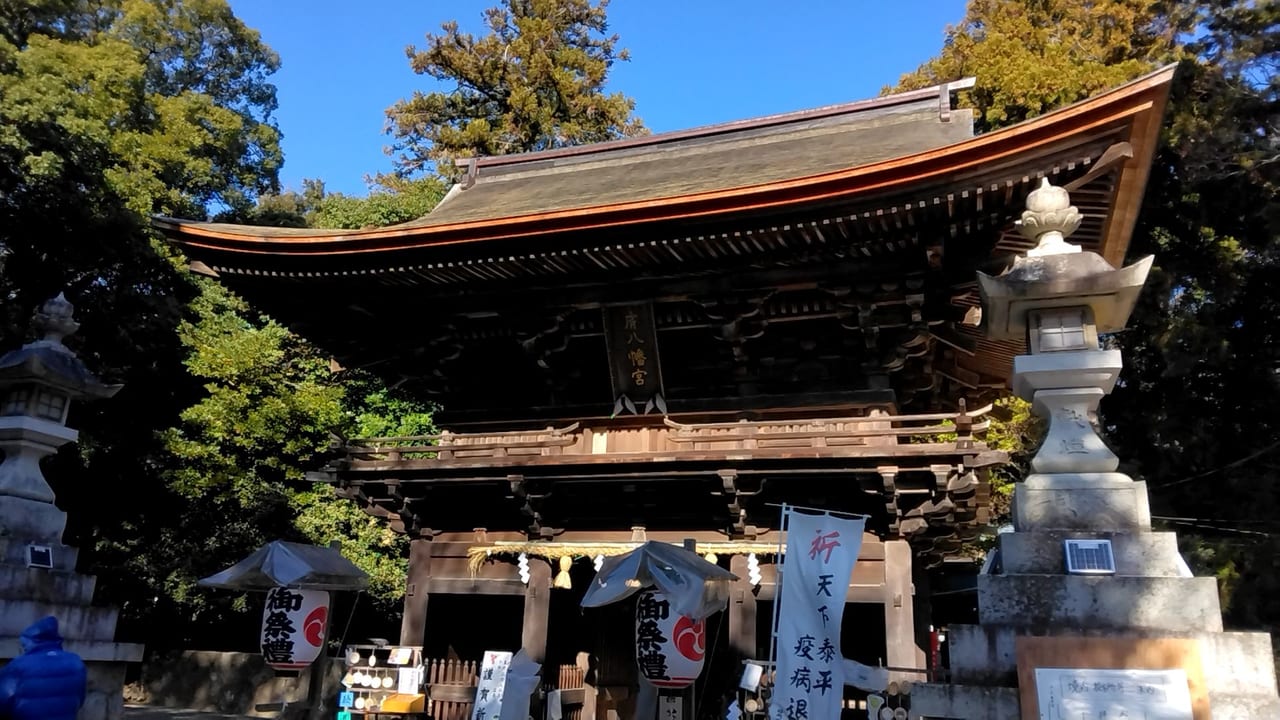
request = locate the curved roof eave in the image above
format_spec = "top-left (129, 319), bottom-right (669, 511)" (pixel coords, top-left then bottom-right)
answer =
top-left (153, 65), bottom-right (1175, 264)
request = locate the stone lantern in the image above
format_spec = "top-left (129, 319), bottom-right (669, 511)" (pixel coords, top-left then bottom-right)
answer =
top-left (976, 178), bottom-right (1153, 519)
top-left (0, 293), bottom-right (120, 545)
top-left (908, 179), bottom-right (1280, 718)
top-left (0, 292), bottom-right (141, 720)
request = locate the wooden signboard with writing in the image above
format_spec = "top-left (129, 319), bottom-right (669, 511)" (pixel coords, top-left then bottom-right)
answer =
top-left (1015, 636), bottom-right (1209, 720)
top-left (602, 303), bottom-right (665, 413)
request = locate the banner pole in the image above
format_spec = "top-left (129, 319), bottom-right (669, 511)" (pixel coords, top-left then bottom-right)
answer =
top-left (766, 503), bottom-right (789, 702)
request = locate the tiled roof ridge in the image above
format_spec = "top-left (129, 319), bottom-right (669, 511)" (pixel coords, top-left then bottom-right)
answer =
top-left (454, 78), bottom-right (977, 177)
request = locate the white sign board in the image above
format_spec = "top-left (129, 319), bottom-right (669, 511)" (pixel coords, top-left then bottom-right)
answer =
top-left (658, 694), bottom-right (684, 720)
top-left (471, 650), bottom-right (513, 720)
top-left (1035, 667), bottom-right (1194, 719)
top-left (397, 666), bottom-right (423, 694)
top-left (635, 589), bottom-right (706, 688)
top-left (259, 587), bottom-right (329, 670)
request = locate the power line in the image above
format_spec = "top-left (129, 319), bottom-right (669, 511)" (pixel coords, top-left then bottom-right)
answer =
top-left (1151, 437), bottom-right (1280, 490)
top-left (1152, 516), bottom-right (1275, 538)
top-left (1152, 514), bottom-right (1280, 527)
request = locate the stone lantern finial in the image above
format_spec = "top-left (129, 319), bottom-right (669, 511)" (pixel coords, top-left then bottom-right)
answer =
top-left (1017, 178), bottom-right (1083, 257)
top-left (32, 291), bottom-right (79, 346)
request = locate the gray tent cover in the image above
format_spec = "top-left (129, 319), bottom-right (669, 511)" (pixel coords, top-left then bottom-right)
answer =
top-left (580, 541), bottom-right (738, 620)
top-left (198, 540), bottom-right (368, 591)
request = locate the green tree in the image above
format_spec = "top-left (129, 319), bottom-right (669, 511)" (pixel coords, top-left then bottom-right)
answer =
top-left (386, 0), bottom-right (646, 179)
top-left (246, 177), bottom-right (448, 229)
top-left (0, 0), bottom-right (318, 651)
top-left (161, 282), bottom-right (434, 623)
top-left (899, 0), bottom-right (1280, 650)
top-left (892, 0), bottom-right (1186, 130)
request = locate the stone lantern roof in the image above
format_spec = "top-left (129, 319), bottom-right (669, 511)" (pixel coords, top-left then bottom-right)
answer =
top-left (0, 293), bottom-right (121, 400)
top-left (976, 178), bottom-right (1154, 343)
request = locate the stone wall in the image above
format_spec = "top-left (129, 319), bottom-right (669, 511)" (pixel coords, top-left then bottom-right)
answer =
top-left (132, 651), bottom-right (342, 718)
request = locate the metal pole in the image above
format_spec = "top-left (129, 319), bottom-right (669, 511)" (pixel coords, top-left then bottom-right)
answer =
top-left (303, 541), bottom-right (342, 720)
top-left (681, 538), bottom-right (696, 720)
top-left (767, 504), bottom-right (790, 692)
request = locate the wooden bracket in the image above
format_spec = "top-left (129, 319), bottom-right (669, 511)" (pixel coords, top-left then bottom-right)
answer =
top-left (508, 474), bottom-right (555, 539)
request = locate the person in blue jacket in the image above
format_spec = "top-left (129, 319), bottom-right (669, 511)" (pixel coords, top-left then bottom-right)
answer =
top-left (0, 616), bottom-right (87, 720)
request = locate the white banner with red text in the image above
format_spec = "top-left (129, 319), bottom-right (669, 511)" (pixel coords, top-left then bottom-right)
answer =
top-left (770, 507), bottom-right (865, 720)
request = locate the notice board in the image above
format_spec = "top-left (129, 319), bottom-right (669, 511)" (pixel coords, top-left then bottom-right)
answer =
top-left (1015, 636), bottom-right (1210, 720)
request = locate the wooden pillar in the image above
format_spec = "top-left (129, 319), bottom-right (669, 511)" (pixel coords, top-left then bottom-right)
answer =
top-left (913, 559), bottom-right (934, 679)
top-left (728, 554), bottom-right (758, 660)
top-left (883, 539), bottom-right (925, 680)
top-left (577, 652), bottom-right (598, 720)
top-left (400, 536), bottom-right (434, 646)
top-left (522, 557), bottom-right (553, 664)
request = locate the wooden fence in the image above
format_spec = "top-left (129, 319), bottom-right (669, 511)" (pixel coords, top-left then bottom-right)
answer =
top-left (420, 658), bottom-right (587, 720)
top-left (424, 658), bottom-right (478, 720)
top-left (552, 664), bottom-right (586, 720)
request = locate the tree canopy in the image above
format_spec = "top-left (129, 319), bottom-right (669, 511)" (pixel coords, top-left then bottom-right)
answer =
top-left (243, 176), bottom-right (448, 229)
top-left (898, 0), bottom-right (1280, 648)
top-left (0, 0), bottom-right (436, 651)
top-left (385, 0), bottom-right (646, 180)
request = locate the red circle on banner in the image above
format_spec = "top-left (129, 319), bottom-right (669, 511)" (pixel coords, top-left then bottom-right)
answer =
top-left (303, 606), bottom-right (328, 646)
top-left (673, 616), bottom-right (705, 661)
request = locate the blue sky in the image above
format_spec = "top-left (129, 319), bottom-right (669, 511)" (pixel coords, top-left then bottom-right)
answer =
top-left (227, 1), bottom-right (968, 197)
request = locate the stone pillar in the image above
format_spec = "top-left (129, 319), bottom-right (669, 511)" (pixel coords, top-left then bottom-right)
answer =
top-left (399, 536), bottom-right (433, 646)
top-left (0, 294), bottom-right (143, 720)
top-left (883, 539), bottom-right (923, 681)
top-left (908, 180), bottom-right (1280, 718)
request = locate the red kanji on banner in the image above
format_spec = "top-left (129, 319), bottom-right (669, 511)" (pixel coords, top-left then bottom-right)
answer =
top-left (808, 530), bottom-right (841, 563)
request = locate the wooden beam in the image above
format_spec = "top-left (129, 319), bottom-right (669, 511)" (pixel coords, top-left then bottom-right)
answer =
top-left (1097, 68), bottom-right (1178, 267)
top-left (755, 583), bottom-right (885, 604)
top-left (884, 540), bottom-right (926, 681)
top-left (342, 442), bottom-right (990, 472)
top-left (424, 532), bottom-right (888, 560)
top-left (522, 559), bottom-right (553, 664)
top-left (728, 555), bottom-right (759, 661)
top-left (399, 538), bottom-right (434, 645)
top-left (1063, 141), bottom-right (1133, 192)
top-left (425, 578), bottom-right (528, 596)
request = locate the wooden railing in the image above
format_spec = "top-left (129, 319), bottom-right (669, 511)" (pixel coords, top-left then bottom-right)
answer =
top-left (340, 405), bottom-right (991, 463)
top-left (344, 423), bottom-right (580, 461)
top-left (663, 404), bottom-right (991, 449)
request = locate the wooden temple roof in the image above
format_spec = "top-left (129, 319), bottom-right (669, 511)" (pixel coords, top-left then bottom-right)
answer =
top-left (153, 67), bottom-right (1175, 424)
top-left (165, 68), bottom-right (1178, 553)
top-left (155, 70), bottom-right (1169, 262)
top-left (162, 80), bottom-right (976, 241)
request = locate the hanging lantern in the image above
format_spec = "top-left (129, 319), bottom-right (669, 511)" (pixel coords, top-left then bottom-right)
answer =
top-left (260, 586), bottom-right (330, 670)
top-left (634, 589), bottom-right (706, 688)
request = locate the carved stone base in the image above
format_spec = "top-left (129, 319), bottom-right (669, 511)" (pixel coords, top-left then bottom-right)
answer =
top-left (1012, 474), bottom-right (1150, 531)
top-left (977, 575), bottom-right (1223, 632)
top-left (997, 529), bottom-right (1186, 576)
top-left (0, 495), bottom-right (68, 544)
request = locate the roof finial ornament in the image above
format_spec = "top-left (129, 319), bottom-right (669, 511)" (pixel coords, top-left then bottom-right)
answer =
top-left (32, 292), bottom-right (79, 347)
top-left (1018, 177), bottom-right (1083, 257)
